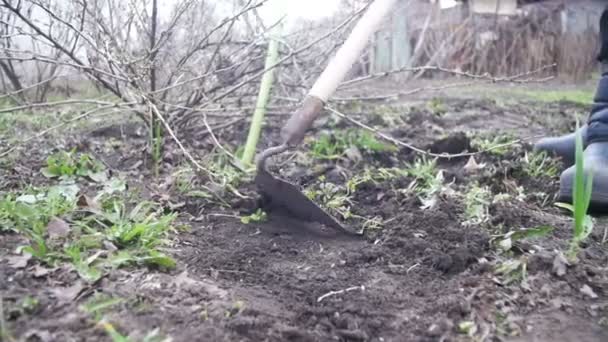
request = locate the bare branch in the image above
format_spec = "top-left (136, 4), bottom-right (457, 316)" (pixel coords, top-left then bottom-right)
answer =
top-left (0, 99), bottom-right (133, 114)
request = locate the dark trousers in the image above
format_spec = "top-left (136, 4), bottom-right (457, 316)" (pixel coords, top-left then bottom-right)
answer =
top-left (588, 7), bottom-right (608, 144)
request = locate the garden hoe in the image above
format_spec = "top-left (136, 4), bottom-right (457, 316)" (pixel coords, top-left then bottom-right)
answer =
top-left (254, 0), bottom-right (398, 236)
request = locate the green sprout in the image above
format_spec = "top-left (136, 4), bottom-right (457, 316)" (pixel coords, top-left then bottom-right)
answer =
top-left (241, 209), bottom-right (268, 224)
top-left (566, 119), bottom-right (594, 261)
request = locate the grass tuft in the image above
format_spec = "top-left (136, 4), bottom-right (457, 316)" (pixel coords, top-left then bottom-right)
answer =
top-left (522, 150), bottom-right (560, 179)
top-left (0, 151), bottom-right (180, 281)
top-left (404, 156), bottom-right (444, 203)
top-left (310, 129), bottom-right (397, 160)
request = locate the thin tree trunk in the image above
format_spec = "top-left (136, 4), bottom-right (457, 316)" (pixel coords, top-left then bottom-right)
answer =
top-left (150, 0), bottom-right (158, 93)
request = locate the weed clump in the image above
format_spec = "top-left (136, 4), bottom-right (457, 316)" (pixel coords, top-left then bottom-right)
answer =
top-left (471, 134), bottom-right (518, 156)
top-left (404, 156), bottom-right (445, 206)
top-left (0, 150), bottom-right (180, 283)
top-left (521, 150), bottom-right (560, 179)
top-left (41, 148), bottom-right (106, 181)
top-left (310, 129), bottom-right (397, 160)
top-left (462, 183), bottom-right (492, 226)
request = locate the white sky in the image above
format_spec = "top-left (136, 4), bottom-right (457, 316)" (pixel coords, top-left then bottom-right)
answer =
top-left (257, 0), bottom-right (342, 29)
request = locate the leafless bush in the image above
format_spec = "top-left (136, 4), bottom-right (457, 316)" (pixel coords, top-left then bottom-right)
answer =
top-left (0, 0), bottom-right (286, 126)
top-left (0, 0), bottom-right (378, 164)
top-left (0, 0), bottom-right (83, 103)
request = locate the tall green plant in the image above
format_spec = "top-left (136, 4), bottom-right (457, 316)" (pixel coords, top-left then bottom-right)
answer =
top-left (241, 37), bottom-right (280, 166)
top-left (241, 1), bottom-right (287, 167)
top-left (567, 119), bottom-right (594, 260)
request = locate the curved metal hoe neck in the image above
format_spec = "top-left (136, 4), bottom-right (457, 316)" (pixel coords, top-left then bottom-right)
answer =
top-left (255, 144), bottom-right (289, 171)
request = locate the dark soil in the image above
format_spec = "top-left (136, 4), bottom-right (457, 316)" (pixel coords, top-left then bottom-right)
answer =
top-left (2, 92), bottom-right (608, 342)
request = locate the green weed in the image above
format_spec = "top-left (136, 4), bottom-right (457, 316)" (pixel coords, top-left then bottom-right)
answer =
top-left (462, 183), bottom-right (492, 225)
top-left (64, 245), bottom-right (104, 282)
top-left (204, 152), bottom-right (247, 201)
top-left (19, 296), bottom-right (39, 314)
top-left (170, 153), bottom-right (246, 206)
top-left (495, 257), bottom-right (528, 285)
top-left (310, 129), bottom-right (397, 160)
top-left (225, 300), bottom-right (246, 318)
top-left (427, 97), bottom-right (447, 116)
top-left (1, 178), bottom-right (178, 281)
top-left (471, 134), bottom-right (517, 156)
top-left (41, 149), bottom-right (106, 182)
top-left (457, 321), bottom-right (476, 336)
top-left (241, 209), bottom-right (267, 224)
top-left (344, 166), bottom-right (408, 195)
top-left (81, 293), bottom-right (124, 321)
top-left (513, 88), bottom-right (593, 105)
top-left (89, 200), bottom-right (177, 269)
top-left (0, 184), bottom-right (78, 263)
top-left (404, 156), bottom-right (443, 203)
top-left (172, 166), bottom-right (197, 194)
top-left (0, 111), bottom-right (60, 137)
top-left (99, 320), bottom-right (130, 342)
top-left (311, 134), bottom-right (343, 159)
top-left (521, 150), bottom-right (560, 178)
top-left (493, 226), bottom-right (554, 252)
top-left (305, 179), bottom-right (354, 219)
top-left (304, 176), bottom-right (381, 230)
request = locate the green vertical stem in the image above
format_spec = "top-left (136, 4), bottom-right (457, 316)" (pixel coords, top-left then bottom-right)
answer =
top-left (241, 36), bottom-right (280, 167)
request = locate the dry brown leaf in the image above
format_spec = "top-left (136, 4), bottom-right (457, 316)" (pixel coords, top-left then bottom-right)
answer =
top-left (77, 194), bottom-right (101, 211)
top-left (47, 217), bottom-right (71, 239)
top-left (32, 265), bottom-right (52, 278)
top-left (463, 156), bottom-right (485, 172)
top-left (24, 330), bottom-right (53, 342)
top-left (345, 146), bottom-right (363, 163)
top-left (50, 281), bottom-right (85, 303)
top-left (552, 253), bottom-right (568, 277)
top-left (7, 253), bottom-right (32, 269)
top-left (580, 284), bottom-right (598, 299)
top-left (103, 241), bottom-right (118, 252)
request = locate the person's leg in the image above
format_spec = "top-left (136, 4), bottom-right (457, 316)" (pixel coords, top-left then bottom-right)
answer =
top-left (557, 8), bottom-right (608, 208)
top-left (534, 7), bottom-right (608, 166)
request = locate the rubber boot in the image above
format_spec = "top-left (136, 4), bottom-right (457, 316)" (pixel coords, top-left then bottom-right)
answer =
top-left (534, 125), bottom-right (588, 167)
top-left (558, 142), bottom-right (608, 210)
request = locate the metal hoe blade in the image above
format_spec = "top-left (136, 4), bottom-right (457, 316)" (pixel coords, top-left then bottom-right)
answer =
top-left (255, 145), bottom-right (359, 236)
